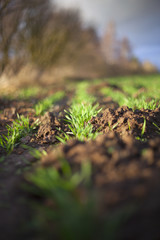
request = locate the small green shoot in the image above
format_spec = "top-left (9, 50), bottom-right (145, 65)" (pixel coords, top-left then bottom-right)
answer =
top-left (128, 121), bottom-right (131, 131)
top-left (101, 87), bottom-right (127, 106)
top-left (64, 103), bottom-right (101, 141)
top-left (153, 122), bottom-right (160, 134)
top-left (56, 83), bottom-right (101, 142)
top-left (101, 80), bottom-right (160, 110)
top-left (0, 114), bottom-right (40, 153)
top-left (27, 159), bottom-right (91, 192)
top-left (22, 144), bottom-right (47, 159)
top-left (126, 97), bottom-right (158, 110)
top-left (56, 128), bottom-right (72, 144)
top-left (108, 121), bottom-right (118, 131)
top-left (34, 91), bottom-right (65, 116)
top-left (112, 122), bottom-right (119, 130)
top-left (26, 159), bottom-right (94, 240)
top-left (136, 118), bottom-right (146, 141)
top-left (141, 118), bottom-right (146, 137)
top-left (18, 87), bottom-right (41, 100)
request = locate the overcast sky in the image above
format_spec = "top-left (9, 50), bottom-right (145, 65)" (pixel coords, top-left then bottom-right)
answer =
top-left (52, 0), bottom-right (160, 68)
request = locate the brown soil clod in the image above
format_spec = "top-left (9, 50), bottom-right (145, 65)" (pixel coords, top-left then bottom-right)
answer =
top-left (36, 111), bottom-right (68, 144)
top-left (40, 131), bottom-right (160, 239)
top-left (42, 131), bottom-right (160, 199)
top-left (91, 106), bottom-right (160, 139)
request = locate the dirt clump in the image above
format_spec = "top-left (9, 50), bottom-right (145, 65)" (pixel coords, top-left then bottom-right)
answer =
top-left (40, 132), bottom-right (160, 239)
top-left (91, 106), bottom-right (160, 139)
top-left (36, 111), bottom-right (69, 144)
top-left (41, 132), bottom-right (160, 205)
top-left (0, 98), bottom-right (35, 120)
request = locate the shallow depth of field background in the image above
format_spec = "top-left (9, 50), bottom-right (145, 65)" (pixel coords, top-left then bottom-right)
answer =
top-left (0, 0), bottom-right (159, 90)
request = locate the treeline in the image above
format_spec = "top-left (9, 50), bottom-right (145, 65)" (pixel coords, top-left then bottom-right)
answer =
top-left (0, 0), bottom-right (157, 82)
top-left (100, 22), bottom-right (157, 75)
top-left (0, 0), bottom-right (105, 78)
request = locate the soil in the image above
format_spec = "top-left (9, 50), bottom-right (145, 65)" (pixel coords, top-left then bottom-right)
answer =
top-left (91, 106), bottom-right (160, 139)
top-left (0, 94), bottom-right (70, 240)
top-left (0, 82), bottom-right (160, 240)
top-left (35, 110), bottom-right (69, 145)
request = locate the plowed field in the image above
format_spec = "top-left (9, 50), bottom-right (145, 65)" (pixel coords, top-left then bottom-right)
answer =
top-left (0, 75), bottom-right (160, 240)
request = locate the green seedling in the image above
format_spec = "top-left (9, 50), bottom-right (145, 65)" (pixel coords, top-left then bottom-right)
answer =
top-left (126, 96), bottom-right (158, 110)
top-left (112, 122), bottom-right (119, 130)
top-left (34, 91), bottom-right (65, 116)
top-left (128, 121), bottom-right (131, 131)
top-left (26, 157), bottom-right (135, 240)
top-left (107, 75), bottom-right (160, 95)
top-left (0, 114), bottom-right (40, 153)
top-left (27, 160), bottom-right (92, 194)
top-left (64, 103), bottom-right (101, 141)
top-left (121, 85), bottom-right (139, 97)
top-left (56, 83), bottom-right (101, 142)
top-left (101, 75), bottom-right (160, 110)
top-left (136, 118), bottom-right (146, 141)
top-left (107, 121), bottom-right (111, 131)
top-left (101, 87), bottom-right (127, 106)
top-left (22, 144), bottom-right (47, 159)
top-left (18, 87), bottom-right (41, 100)
top-left (73, 82), bottom-right (96, 105)
top-left (56, 128), bottom-right (72, 144)
top-left (26, 160), bottom-right (96, 240)
top-left (108, 121), bottom-right (118, 131)
top-left (153, 122), bottom-right (160, 134)
top-left (61, 106), bottom-right (100, 141)
top-left (141, 118), bottom-right (146, 137)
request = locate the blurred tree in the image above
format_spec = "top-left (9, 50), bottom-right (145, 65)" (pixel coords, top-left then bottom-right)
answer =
top-left (14, 0), bottom-right (92, 70)
top-left (16, 0), bottom-right (53, 68)
top-left (0, 0), bottom-right (9, 16)
top-left (0, 0), bottom-right (107, 78)
top-left (119, 37), bottom-right (132, 63)
top-left (30, 9), bottom-right (83, 68)
top-left (101, 22), bottom-right (119, 64)
top-left (101, 22), bottom-right (133, 67)
top-left (0, 0), bottom-right (84, 72)
top-left (0, 0), bottom-right (22, 73)
top-left (69, 26), bottom-right (107, 77)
